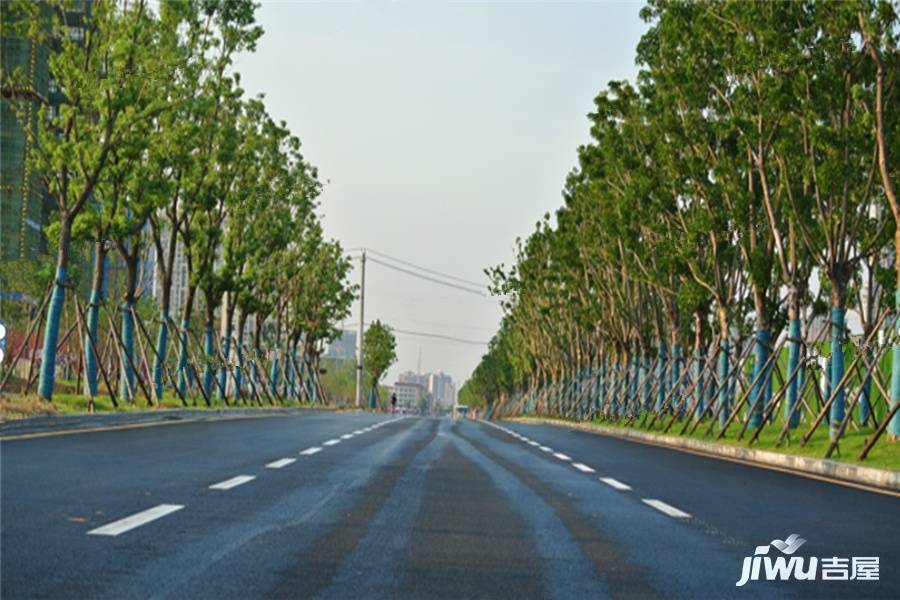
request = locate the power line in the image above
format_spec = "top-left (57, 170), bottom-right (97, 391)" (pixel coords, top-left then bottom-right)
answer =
top-left (365, 248), bottom-right (486, 288)
top-left (367, 257), bottom-right (488, 296)
top-left (364, 322), bottom-right (488, 345)
top-left (394, 330), bottom-right (487, 345)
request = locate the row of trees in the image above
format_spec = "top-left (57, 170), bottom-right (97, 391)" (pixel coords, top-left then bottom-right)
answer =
top-left (464, 0), bottom-right (900, 456)
top-left (1, 0), bottom-right (356, 407)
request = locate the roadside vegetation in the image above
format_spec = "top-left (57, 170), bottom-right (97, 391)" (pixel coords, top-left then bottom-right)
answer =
top-left (463, 0), bottom-right (900, 466)
top-left (0, 1), bottom-right (360, 414)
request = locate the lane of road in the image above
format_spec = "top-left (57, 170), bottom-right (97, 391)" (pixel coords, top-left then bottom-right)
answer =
top-left (2, 413), bottom-right (898, 599)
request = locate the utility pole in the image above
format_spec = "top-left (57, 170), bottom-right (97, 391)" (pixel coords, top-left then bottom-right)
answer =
top-left (355, 250), bottom-right (366, 408)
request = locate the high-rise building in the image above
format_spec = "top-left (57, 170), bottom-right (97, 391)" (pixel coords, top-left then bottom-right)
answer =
top-left (428, 371), bottom-right (455, 408)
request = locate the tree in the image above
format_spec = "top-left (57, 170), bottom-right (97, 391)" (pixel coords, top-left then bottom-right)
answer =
top-left (5, 0), bottom-right (168, 401)
top-left (363, 320), bottom-right (397, 410)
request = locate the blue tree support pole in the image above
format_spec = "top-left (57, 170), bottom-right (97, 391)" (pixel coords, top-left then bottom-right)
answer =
top-left (829, 307), bottom-right (846, 441)
top-left (152, 310), bottom-right (168, 402)
top-left (859, 351), bottom-right (872, 425)
top-left (693, 348), bottom-right (704, 418)
top-left (641, 354), bottom-right (651, 411)
top-left (83, 289), bottom-right (102, 397)
top-left (655, 341), bottom-right (667, 414)
top-left (717, 339), bottom-right (730, 427)
top-left (889, 290), bottom-right (900, 437)
top-left (670, 343), bottom-right (682, 416)
top-left (784, 318), bottom-right (802, 428)
top-left (38, 267), bottom-right (67, 400)
top-left (598, 356), bottom-right (607, 414)
top-left (234, 334), bottom-right (245, 403)
top-left (217, 327), bottom-right (231, 402)
top-left (176, 319), bottom-right (190, 399)
top-left (203, 325), bottom-right (215, 400)
top-left (288, 352), bottom-right (298, 400)
top-left (748, 329), bottom-right (771, 429)
top-left (630, 355), bottom-right (639, 415)
top-left (270, 351), bottom-right (280, 399)
top-left (119, 300), bottom-right (136, 402)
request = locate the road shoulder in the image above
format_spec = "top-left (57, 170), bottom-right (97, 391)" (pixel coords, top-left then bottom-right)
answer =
top-left (505, 417), bottom-right (900, 493)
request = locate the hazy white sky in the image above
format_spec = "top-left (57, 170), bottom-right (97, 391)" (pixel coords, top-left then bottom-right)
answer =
top-left (233, 1), bottom-right (649, 387)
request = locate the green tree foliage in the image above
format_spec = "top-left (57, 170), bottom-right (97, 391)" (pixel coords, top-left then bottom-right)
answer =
top-left (470, 0), bottom-right (900, 448)
top-left (364, 320), bottom-right (397, 390)
top-left (1, 0), bottom-right (357, 409)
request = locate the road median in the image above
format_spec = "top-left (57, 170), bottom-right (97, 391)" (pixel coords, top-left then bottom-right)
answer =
top-left (506, 416), bottom-right (900, 493)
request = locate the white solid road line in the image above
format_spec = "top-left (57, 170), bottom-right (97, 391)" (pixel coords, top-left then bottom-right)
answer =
top-left (266, 458), bottom-right (296, 469)
top-left (539, 446), bottom-right (553, 453)
top-left (553, 452), bottom-right (572, 461)
top-left (353, 429), bottom-right (365, 435)
top-left (88, 504), bottom-right (184, 537)
top-left (323, 439), bottom-right (341, 446)
top-left (209, 475), bottom-right (256, 490)
top-left (642, 498), bottom-right (691, 519)
top-left (340, 434), bottom-right (354, 439)
top-left (300, 446), bottom-right (322, 456)
top-left (599, 477), bottom-right (632, 491)
top-left (528, 441), bottom-right (540, 447)
top-left (572, 463), bottom-right (595, 473)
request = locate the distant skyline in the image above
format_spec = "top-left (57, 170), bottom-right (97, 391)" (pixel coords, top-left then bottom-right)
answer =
top-left (233, 1), bottom-right (649, 385)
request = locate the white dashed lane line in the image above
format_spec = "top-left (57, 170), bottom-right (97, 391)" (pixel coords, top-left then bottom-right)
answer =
top-left (642, 498), bottom-right (691, 518)
top-left (88, 421), bottom-right (410, 538)
top-left (87, 504), bottom-right (184, 537)
top-left (489, 423), bottom-right (692, 522)
top-left (599, 477), bottom-right (632, 491)
top-left (209, 475), bottom-right (256, 490)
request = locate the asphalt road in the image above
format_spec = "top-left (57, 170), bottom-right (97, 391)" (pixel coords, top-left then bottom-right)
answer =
top-left (2, 413), bottom-right (898, 599)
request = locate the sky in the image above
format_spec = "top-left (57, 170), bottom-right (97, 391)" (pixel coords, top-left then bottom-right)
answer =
top-left (233, 1), bottom-right (650, 388)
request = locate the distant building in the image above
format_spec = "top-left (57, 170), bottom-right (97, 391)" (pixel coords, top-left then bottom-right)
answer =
top-left (393, 381), bottom-right (424, 409)
top-left (325, 330), bottom-right (357, 360)
top-left (428, 371), bottom-right (455, 408)
top-left (149, 228), bottom-right (192, 318)
top-left (398, 370), bottom-right (428, 388)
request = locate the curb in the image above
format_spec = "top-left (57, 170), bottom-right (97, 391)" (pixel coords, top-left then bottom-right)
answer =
top-left (506, 417), bottom-right (900, 493)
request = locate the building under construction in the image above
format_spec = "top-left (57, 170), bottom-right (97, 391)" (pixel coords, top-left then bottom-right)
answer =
top-left (0, 1), bottom-right (53, 261)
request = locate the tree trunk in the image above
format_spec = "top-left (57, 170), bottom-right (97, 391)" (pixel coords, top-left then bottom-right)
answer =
top-left (38, 216), bottom-right (72, 401)
top-left (84, 241), bottom-right (107, 401)
top-left (176, 284), bottom-right (196, 400)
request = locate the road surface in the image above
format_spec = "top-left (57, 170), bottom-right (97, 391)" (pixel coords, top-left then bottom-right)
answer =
top-left (2, 413), bottom-right (898, 599)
